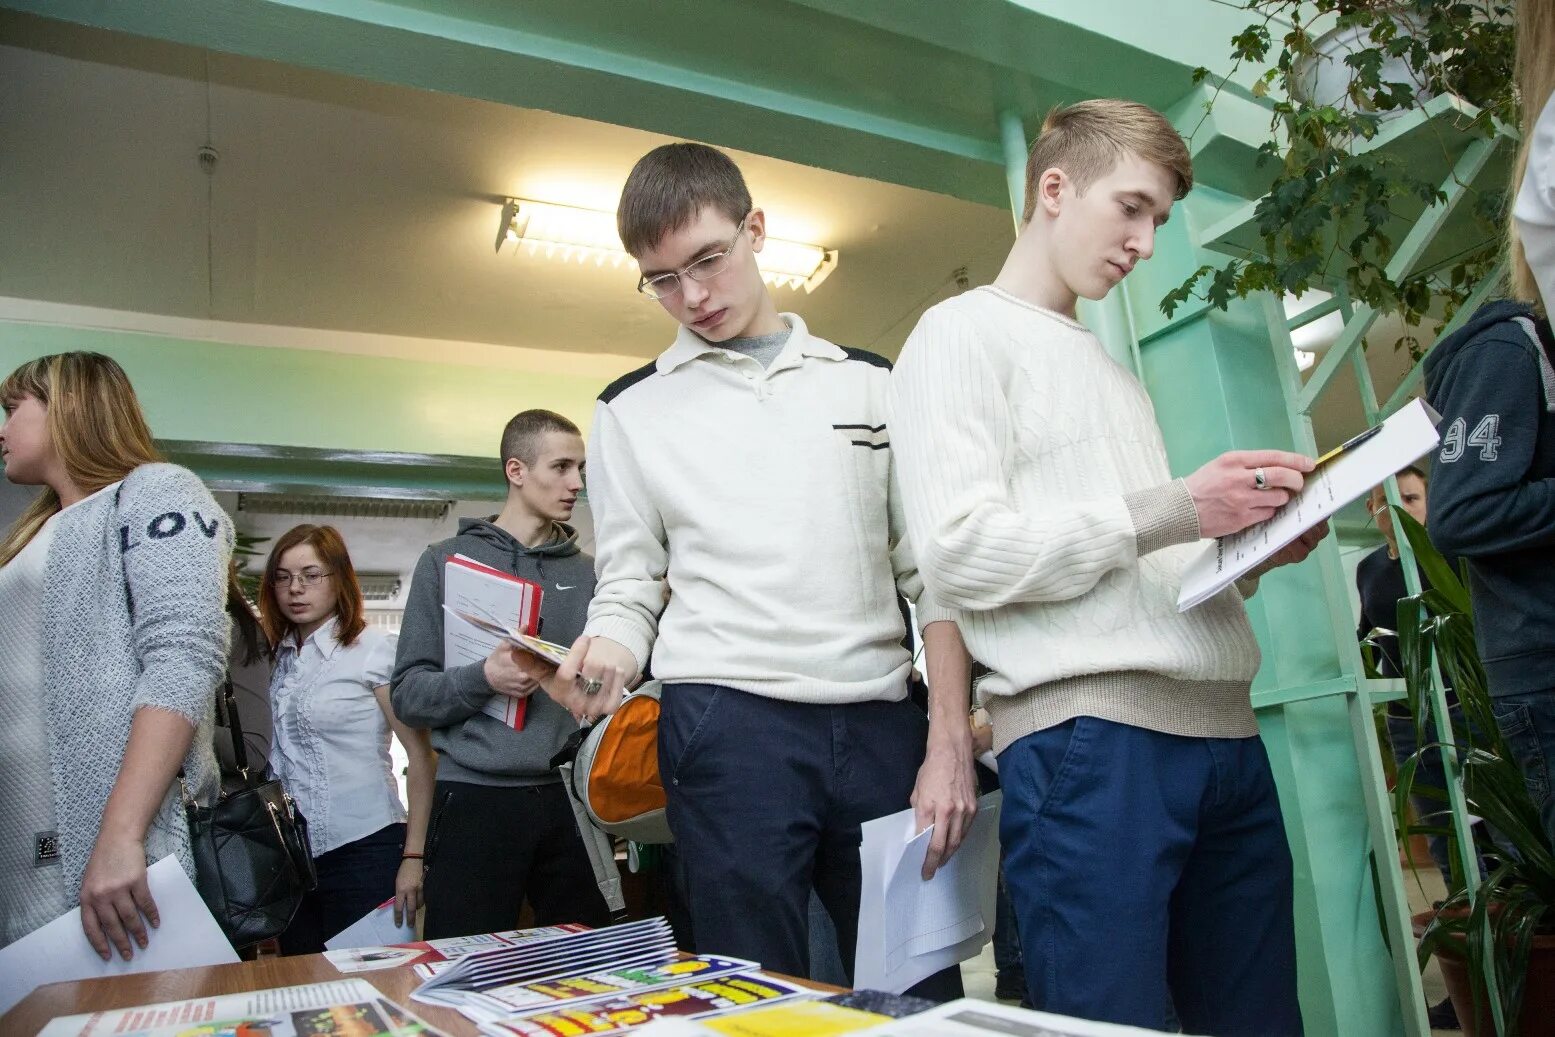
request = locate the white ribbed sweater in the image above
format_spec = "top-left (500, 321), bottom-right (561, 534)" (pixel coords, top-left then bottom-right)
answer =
top-left (891, 287), bottom-right (1262, 751)
top-left (583, 314), bottom-right (951, 704)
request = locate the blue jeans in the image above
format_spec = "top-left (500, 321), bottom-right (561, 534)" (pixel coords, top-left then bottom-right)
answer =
top-left (659, 684), bottom-right (962, 1001)
top-left (999, 717), bottom-right (1301, 1036)
top-left (279, 822), bottom-right (405, 955)
top-left (1490, 692), bottom-right (1555, 851)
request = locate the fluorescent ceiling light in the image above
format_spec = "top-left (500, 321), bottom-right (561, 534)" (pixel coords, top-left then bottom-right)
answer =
top-left (497, 198), bottom-right (838, 293)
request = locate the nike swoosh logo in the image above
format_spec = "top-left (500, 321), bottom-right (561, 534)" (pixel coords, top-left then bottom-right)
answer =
top-left (555, 584), bottom-right (576, 590)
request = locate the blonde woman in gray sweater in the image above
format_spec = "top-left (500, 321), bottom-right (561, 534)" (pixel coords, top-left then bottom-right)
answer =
top-left (0, 352), bottom-right (232, 961)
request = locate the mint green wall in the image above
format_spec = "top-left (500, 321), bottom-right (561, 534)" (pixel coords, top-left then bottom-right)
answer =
top-left (0, 324), bottom-right (616, 459)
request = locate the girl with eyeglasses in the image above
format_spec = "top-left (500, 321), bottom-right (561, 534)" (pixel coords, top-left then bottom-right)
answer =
top-left (258, 524), bottom-right (436, 954)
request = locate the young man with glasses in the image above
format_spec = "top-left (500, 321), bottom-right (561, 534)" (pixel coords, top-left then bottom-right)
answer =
top-left (535, 142), bottom-right (974, 994)
top-left (389, 410), bottom-right (610, 938)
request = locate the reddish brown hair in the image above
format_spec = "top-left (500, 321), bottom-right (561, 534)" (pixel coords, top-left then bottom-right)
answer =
top-left (258, 524), bottom-right (366, 649)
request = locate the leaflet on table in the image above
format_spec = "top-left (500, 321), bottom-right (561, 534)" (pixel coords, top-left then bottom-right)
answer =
top-left (857, 996), bottom-right (1176, 1035)
top-left (37, 979), bottom-right (450, 1037)
top-left (327, 924), bottom-right (588, 974)
top-left (1177, 398), bottom-right (1442, 611)
top-left (481, 973), bottom-right (813, 1037)
top-left (458, 955), bottom-right (758, 1023)
top-left (697, 998), bottom-right (892, 1035)
top-left (325, 897), bottom-right (417, 952)
top-left (412, 917), bottom-right (677, 1005)
top-left (442, 553), bottom-right (543, 730)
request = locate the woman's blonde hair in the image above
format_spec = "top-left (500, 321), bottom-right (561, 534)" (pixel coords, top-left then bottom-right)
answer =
top-left (0, 352), bottom-right (162, 566)
top-left (1510, 0), bottom-right (1555, 308)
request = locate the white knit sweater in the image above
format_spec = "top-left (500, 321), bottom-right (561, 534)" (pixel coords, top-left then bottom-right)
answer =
top-left (584, 314), bottom-right (952, 704)
top-left (890, 287), bottom-right (1262, 751)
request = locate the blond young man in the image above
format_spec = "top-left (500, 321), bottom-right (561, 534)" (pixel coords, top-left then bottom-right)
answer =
top-left (531, 144), bottom-right (972, 995)
top-left (889, 100), bottom-right (1328, 1033)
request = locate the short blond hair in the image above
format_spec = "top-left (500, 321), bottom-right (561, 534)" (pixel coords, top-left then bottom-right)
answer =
top-left (1021, 99), bottom-right (1193, 224)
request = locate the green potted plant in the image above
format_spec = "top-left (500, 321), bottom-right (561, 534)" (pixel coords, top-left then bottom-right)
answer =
top-left (1392, 510), bottom-right (1555, 1036)
top-left (1162, 0), bottom-right (1516, 348)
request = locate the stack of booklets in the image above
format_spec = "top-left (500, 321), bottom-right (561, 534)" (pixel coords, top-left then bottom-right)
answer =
top-left (325, 923), bottom-right (590, 974)
top-left (38, 979), bottom-right (450, 1037)
top-left (408, 918), bottom-right (813, 1035)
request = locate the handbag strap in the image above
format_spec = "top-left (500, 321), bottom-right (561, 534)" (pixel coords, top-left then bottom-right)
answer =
top-left (218, 675), bottom-right (255, 785)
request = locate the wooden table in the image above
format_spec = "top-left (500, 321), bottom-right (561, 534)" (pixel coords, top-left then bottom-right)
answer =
top-left (0, 954), bottom-right (843, 1036)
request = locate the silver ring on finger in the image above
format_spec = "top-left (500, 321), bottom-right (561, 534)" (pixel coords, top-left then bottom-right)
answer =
top-left (580, 676), bottom-right (604, 697)
top-left (1253, 466), bottom-right (1269, 490)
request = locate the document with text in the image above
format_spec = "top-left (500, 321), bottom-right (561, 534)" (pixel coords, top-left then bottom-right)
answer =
top-left (1177, 398), bottom-right (1441, 611)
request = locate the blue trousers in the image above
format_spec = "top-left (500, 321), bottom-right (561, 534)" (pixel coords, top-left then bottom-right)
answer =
top-left (279, 822), bottom-right (405, 956)
top-left (659, 684), bottom-right (961, 1001)
top-left (1491, 690), bottom-right (1555, 851)
top-left (999, 717), bottom-right (1301, 1035)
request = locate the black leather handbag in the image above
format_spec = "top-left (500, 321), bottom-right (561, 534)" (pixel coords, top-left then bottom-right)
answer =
top-left (183, 677), bottom-right (318, 948)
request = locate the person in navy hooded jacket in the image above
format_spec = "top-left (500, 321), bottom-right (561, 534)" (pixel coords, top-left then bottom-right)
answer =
top-left (1425, 299), bottom-right (1555, 848)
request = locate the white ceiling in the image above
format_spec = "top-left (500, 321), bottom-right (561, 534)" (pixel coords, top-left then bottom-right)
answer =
top-left (0, 16), bottom-right (1015, 362)
top-left (0, 13), bottom-right (1431, 460)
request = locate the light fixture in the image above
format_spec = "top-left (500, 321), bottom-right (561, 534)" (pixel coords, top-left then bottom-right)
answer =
top-left (1283, 290), bottom-right (1344, 375)
top-left (496, 198), bottom-right (838, 293)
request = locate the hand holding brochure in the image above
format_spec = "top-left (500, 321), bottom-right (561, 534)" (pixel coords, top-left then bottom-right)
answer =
top-left (443, 605), bottom-right (572, 667)
top-left (442, 554), bottom-right (545, 729)
top-left (1177, 398), bottom-right (1442, 611)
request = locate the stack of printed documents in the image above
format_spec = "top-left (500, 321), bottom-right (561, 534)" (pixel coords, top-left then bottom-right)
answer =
top-left (325, 923), bottom-right (590, 974)
top-left (442, 553), bottom-right (547, 730)
top-left (403, 918), bottom-right (815, 1035)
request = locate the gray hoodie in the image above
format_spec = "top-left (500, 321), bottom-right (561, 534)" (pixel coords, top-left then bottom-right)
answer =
top-left (390, 518), bottom-right (595, 786)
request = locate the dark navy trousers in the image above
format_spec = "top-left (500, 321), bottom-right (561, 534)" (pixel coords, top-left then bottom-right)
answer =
top-left (659, 683), bottom-right (962, 1001)
top-left (999, 716), bottom-right (1302, 1035)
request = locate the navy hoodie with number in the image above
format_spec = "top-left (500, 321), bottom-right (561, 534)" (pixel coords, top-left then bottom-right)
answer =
top-left (1423, 300), bottom-right (1555, 697)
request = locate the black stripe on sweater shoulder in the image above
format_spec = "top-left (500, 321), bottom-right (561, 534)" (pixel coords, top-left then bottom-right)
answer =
top-left (841, 347), bottom-right (892, 371)
top-left (599, 361), bottom-right (658, 404)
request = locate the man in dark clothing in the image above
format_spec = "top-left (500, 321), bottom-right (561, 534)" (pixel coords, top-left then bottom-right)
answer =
top-left (1425, 299), bottom-right (1555, 850)
top-left (390, 409), bottom-right (610, 937)
top-left (1355, 465), bottom-right (1463, 1031)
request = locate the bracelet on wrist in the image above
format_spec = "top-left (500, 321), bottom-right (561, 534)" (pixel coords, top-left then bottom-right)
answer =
top-left (402, 852), bottom-right (424, 860)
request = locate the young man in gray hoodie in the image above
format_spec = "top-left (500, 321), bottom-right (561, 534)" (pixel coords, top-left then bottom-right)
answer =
top-left (391, 409), bottom-right (609, 937)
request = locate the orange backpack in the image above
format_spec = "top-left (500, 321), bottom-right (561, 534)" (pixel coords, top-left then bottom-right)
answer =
top-left (566, 682), bottom-right (673, 843)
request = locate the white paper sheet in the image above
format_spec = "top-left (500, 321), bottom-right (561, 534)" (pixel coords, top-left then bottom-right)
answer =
top-left (855, 792), bottom-right (1002, 993)
top-left (324, 897), bottom-right (416, 951)
top-left (0, 856), bottom-right (238, 1016)
top-left (857, 996), bottom-right (1179, 1035)
top-left (1177, 398), bottom-right (1441, 611)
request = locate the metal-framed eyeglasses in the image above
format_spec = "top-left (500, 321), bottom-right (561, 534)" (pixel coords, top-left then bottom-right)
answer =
top-left (636, 211), bottom-right (750, 301)
top-left (272, 568), bottom-right (333, 589)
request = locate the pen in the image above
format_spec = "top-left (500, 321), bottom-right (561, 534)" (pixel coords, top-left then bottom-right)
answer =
top-left (1314, 422), bottom-right (1382, 468)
